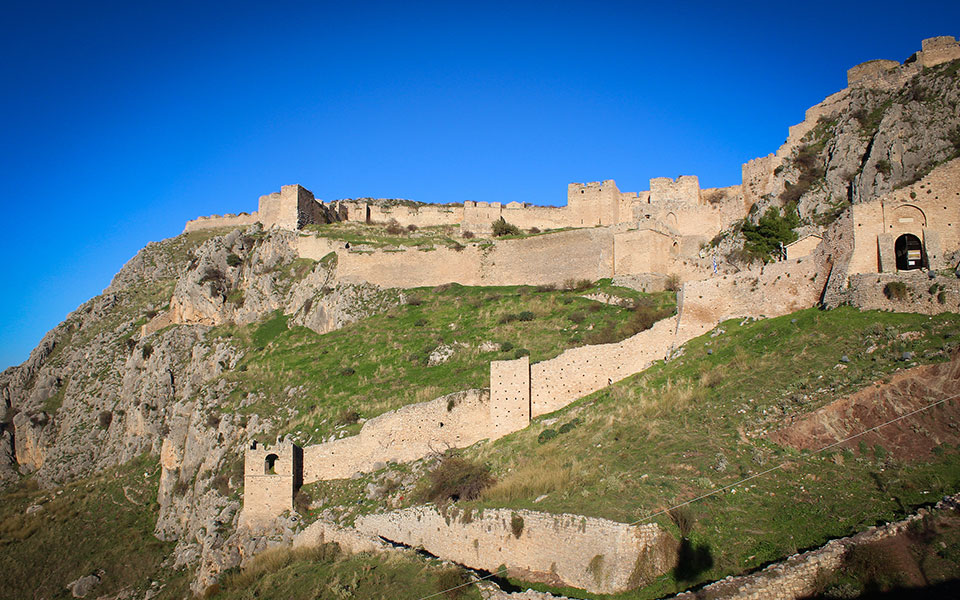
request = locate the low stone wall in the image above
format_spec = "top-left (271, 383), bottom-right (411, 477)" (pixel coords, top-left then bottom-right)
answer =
top-left (355, 506), bottom-right (677, 594)
top-left (294, 519), bottom-right (389, 555)
top-left (301, 390), bottom-right (491, 483)
top-left (669, 493), bottom-right (960, 600)
top-left (183, 212), bottom-right (259, 233)
top-left (841, 272), bottom-right (960, 315)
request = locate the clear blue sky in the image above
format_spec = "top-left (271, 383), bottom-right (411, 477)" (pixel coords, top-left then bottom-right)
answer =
top-left (1, 1), bottom-right (956, 370)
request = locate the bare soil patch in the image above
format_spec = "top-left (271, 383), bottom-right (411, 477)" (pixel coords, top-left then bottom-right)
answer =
top-left (769, 354), bottom-right (960, 460)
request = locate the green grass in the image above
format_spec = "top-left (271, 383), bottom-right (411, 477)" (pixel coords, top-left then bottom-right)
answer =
top-left (390, 307), bottom-right (960, 599)
top-left (0, 454), bottom-right (179, 600)
top-left (208, 283), bottom-right (676, 446)
top-left (209, 543), bottom-right (481, 600)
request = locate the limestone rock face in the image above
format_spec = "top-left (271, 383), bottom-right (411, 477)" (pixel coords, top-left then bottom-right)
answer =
top-left (748, 60), bottom-right (960, 230)
top-left (0, 222), bottom-right (409, 593)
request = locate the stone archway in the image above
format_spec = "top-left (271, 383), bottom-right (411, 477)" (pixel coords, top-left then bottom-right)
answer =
top-left (895, 233), bottom-right (924, 270)
top-left (264, 453), bottom-right (279, 474)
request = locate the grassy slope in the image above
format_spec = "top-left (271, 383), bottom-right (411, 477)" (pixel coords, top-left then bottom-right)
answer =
top-left (0, 454), bottom-right (189, 600)
top-left (439, 307), bottom-right (960, 598)
top-left (210, 281), bottom-right (674, 446)
top-left (209, 543), bottom-right (482, 600)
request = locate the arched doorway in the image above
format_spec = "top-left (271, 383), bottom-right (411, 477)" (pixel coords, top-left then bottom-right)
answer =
top-left (264, 453), bottom-right (279, 474)
top-left (894, 233), bottom-right (924, 270)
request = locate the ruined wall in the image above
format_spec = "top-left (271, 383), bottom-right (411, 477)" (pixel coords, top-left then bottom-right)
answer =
top-left (670, 494), bottom-right (960, 600)
top-left (240, 441), bottom-right (300, 527)
top-left (613, 229), bottom-right (678, 275)
top-left (183, 212), bottom-right (259, 233)
top-left (301, 390), bottom-right (491, 482)
top-left (676, 258), bottom-right (825, 340)
top-left (366, 203), bottom-right (464, 227)
top-left (650, 176), bottom-right (701, 205)
top-left (918, 35), bottom-right (960, 68)
top-left (258, 185), bottom-right (301, 230)
top-left (840, 272), bottom-right (960, 314)
top-left (741, 154), bottom-right (781, 207)
top-left (846, 59), bottom-right (900, 86)
top-left (354, 506), bottom-right (677, 594)
top-left (784, 235), bottom-right (822, 260)
top-left (531, 316), bottom-right (680, 417)
top-left (300, 228), bottom-right (616, 288)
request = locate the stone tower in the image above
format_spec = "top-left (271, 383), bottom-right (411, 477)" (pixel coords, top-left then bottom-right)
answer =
top-left (239, 440), bottom-right (302, 527)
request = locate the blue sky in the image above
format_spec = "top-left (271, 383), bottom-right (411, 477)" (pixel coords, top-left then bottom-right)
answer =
top-left (1, 1), bottom-right (957, 370)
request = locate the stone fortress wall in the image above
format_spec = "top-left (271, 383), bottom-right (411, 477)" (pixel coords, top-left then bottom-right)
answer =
top-left (354, 506), bottom-right (678, 594)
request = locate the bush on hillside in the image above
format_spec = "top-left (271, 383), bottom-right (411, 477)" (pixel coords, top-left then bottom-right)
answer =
top-left (420, 456), bottom-right (494, 503)
top-left (491, 217), bottom-right (520, 237)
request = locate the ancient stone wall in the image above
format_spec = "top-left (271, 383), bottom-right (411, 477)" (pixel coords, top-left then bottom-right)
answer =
top-left (354, 506), bottom-right (677, 594)
top-left (530, 316), bottom-right (680, 416)
top-left (784, 234), bottom-right (822, 260)
top-left (183, 212), bottom-right (260, 233)
top-left (846, 59), bottom-right (900, 86)
top-left (669, 494), bottom-right (960, 600)
top-left (300, 390), bottom-right (491, 482)
top-left (676, 258), bottom-right (825, 340)
top-left (840, 272), bottom-right (960, 314)
top-left (918, 35), bottom-right (960, 68)
top-left (650, 176), bottom-right (701, 205)
top-left (366, 203), bottom-right (464, 227)
top-left (300, 228), bottom-right (617, 288)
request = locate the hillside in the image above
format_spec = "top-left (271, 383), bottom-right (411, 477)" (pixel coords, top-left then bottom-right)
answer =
top-left (2, 39), bottom-right (960, 600)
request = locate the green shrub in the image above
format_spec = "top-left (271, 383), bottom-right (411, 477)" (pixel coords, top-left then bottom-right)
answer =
top-left (98, 411), bottom-right (113, 429)
top-left (538, 429), bottom-right (558, 444)
top-left (420, 457), bottom-right (494, 503)
top-left (875, 159), bottom-right (892, 176)
top-left (141, 343), bottom-right (153, 360)
top-left (492, 218), bottom-right (520, 237)
top-left (517, 311), bottom-right (534, 321)
top-left (336, 410), bottom-right (360, 425)
top-left (499, 341), bottom-right (514, 353)
top-left (568, 311), bottom-right (586, 324)
top-left (514, 348), bottom-right (530, 359)
top-left (510, 513), bottom-right (524, 538)
top-left (434, 568), bottom-right (471, 599)
top-left (884, 281), bottom-right (908, 301)
top-left (741, 206), bottom-right (799, 261)
top-left (226, 253), bottom-right (242, 267)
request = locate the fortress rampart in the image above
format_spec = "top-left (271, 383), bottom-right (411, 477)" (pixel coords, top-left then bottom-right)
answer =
top-left (354, 506), bottom-right (678, 594)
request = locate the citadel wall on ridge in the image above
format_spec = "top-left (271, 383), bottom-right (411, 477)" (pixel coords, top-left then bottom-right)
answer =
top-left (354, 506), bottom-right (678, 594)
top-left (184, 212), bottom-right (260, 233)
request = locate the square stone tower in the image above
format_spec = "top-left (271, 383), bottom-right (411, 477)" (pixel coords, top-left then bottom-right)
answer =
top-left (490, 356), bottom-right (531, 436)
top-left (240, 440), bottom-right (303, 527)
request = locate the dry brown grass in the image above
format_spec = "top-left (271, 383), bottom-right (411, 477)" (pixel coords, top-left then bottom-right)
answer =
top-left (482, 456), bottom-right (581, 502)
top-left (221, 543), bottom-right (340, 590)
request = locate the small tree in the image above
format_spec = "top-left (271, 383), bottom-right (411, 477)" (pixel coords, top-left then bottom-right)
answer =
top-left (491, 218), bottom-right (520, 237)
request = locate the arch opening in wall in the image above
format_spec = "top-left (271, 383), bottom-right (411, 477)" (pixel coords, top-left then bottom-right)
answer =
top-left (265, 453), bottom-right (279, 474)
top-left (895, 233), bottom-right (924, 271)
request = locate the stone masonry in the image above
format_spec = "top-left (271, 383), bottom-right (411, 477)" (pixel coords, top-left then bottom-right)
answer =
top-left (354, 506), bottom-right (678, 594)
